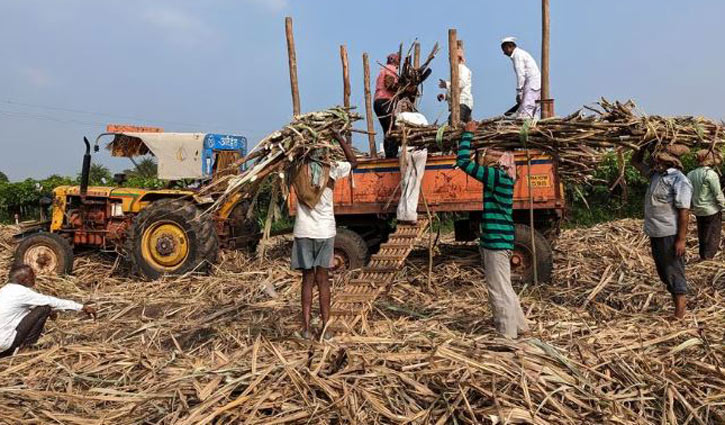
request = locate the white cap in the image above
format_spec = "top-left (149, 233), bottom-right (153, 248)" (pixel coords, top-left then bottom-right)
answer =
top-left (500, 36), bottom-right (517, 44)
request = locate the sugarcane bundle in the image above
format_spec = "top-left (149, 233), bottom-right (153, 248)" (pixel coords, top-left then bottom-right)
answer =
top-left (388, 41), bottom-right (439, 109)
top-left (202, 107), bottom-right (361, 238)
top-left (388, 99), bottom-right (725, 184)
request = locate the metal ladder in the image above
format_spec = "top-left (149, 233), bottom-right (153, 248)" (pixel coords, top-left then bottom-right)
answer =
top-left (328, 218), bottom-right (430, 335)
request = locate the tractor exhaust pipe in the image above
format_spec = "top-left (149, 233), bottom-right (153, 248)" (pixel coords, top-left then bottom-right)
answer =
top-left (80, 137), bottom-right (91, 198)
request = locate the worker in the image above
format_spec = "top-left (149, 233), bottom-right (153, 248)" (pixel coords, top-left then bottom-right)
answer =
top-left (500, 37), bottom-right (541, 119)
top-left (456, 120), bottom-right (529, 339)
top-left (373, 53), bottom-right (400, 158)
top-left (631, 148), bottom-right (693, 319)
top-left (437, 44), bottom-right (473, 123)
top-left (0, 264), bottom-right (96, 357)
top-left (687, 149), bottom-right (725, 260)
top-left (291, 130), bottom-right (358, 341)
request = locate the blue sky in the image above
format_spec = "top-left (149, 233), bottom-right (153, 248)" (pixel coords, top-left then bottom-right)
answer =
top-left (2, 0), bottom-right (724, 180)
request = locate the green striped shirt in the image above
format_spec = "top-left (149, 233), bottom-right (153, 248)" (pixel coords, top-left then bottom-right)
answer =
top-left (456, 131), bottom-right (515, 250)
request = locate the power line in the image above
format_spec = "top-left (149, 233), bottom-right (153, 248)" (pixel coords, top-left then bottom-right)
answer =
top-left (2, 99), bottom-right (265, 134)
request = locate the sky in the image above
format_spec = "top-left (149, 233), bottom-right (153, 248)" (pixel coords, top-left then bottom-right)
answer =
top-left (2, 0), bottom-right (725, 180)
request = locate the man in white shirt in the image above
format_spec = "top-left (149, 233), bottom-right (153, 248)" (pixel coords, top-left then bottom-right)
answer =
top-left (0, 264), bottom-right (95, 357)
top-left (501, 37), bottom-right (541, 119)
top-left (438, 45), bottom-right (473, 123)
top-left (291, 130), bottom-right (358, 340)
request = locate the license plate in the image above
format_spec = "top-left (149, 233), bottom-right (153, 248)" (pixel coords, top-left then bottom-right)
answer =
top-left (528, 175), bottom-right (551, 188)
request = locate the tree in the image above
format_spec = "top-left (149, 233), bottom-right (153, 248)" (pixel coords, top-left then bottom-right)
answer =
top-left (124, 157), bottom-right (158, 179)
top-left (0, 171), bottom-right (8, 183)
top-left (78, 164), bottom-right (112, 186)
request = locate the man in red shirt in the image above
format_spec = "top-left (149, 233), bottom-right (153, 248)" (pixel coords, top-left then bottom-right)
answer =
top-left (373, 53), bottom-right (400, 158)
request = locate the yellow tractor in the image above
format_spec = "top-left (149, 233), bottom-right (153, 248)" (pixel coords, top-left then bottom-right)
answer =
top-left (13, 132), bottom-right (259, 279)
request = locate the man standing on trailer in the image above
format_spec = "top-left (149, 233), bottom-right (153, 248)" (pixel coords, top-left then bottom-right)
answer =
top-left (0, 265), bottom-right (96, 357)
top-left (632, 148), bottom-right (692, 319)
top-left (687, 149), bottom-right (725, 260)
top-left (500, 37), bottom-right (541, 119)
top-left (456, 120), bottom-right (529, 339)
top-left (438, 44), bottom-right (473, 123)
top-left (291, 130), bottom-right (358, 341)
top-left (373, 53), bottom-right (400, 158)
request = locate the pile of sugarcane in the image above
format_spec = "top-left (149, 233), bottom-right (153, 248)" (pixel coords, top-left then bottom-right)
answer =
top-left (203, 107), bottom-right (361, 237)
top-left (389, 99), bottom-right (725, 183)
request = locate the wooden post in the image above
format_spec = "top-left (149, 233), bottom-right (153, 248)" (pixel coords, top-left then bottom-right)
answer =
top-left (340, 45), bottom-right (351, 109)
top-left (285, 17), bottom-right (301, 116)
top-left (362, 53), bottom-right (377, 158)
top-left (448, 29), bottom-right (460, 126)
top-left (540, 0), bottom-right (554, 118)
top-left (413, 42), bottom-right (421, 68)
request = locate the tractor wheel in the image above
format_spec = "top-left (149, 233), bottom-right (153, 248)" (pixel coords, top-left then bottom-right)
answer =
top-left (14, 233), bottom-right (74, 276)
top-left (332, 227), bottom-right (368, 272)
top-left (127, 199), bottom-right (219, 280)
top-left (228, 200), bottom-right (261, 251)
top-left (511, 224), bottom-right (553, 284)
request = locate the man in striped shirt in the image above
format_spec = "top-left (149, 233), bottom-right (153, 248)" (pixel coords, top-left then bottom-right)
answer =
top-left (456, 120), bottom-right (529, 338)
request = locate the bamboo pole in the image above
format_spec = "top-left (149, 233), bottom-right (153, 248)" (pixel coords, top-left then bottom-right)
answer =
top-left (448, 29), bottom-right (460, 126)
top-left (540, 0), bottom-right (554, 118)
top-left (362, 53), bottom-right (378, 158)
top-left (340, 45), bottom-right (351, 109)
top-left (285, 17), bottom-right (301, 116)
top-left (413, 42), bottom-right (421, 68)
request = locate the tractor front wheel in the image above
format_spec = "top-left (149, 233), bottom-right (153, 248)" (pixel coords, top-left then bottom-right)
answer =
top-left (14, 233), bottom-right (74, 276)
top-left (127, 199), bottom-right (219, 280)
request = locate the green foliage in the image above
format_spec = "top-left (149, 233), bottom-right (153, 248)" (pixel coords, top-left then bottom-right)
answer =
top-left (85, 163), bottom-right (113, 186)
top-left (0, 171), bottom-right (8, 183)
top-left (124, 157), bottom-right (158, 179)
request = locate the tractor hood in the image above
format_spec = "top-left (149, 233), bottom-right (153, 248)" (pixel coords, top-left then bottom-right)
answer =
top-left (108, 133), bottom-right (205, 180)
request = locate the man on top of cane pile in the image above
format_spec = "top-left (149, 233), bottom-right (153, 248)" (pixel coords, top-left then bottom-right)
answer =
top-left (290, 130), bottom-right (358, 341)
top-left (456, 120), bottom-right (530, 339)
top-left (500, 37), bottom-right (541, 119)
top-left (632, 145), bottom-right (693, 319)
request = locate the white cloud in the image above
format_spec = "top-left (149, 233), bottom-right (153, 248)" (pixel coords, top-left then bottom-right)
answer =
top-left (142, 6), bottom-right (216, 47)
top-left (17, 66), bottom-right (54, 88)
top-left (246, 0), bottom-right (288, 12)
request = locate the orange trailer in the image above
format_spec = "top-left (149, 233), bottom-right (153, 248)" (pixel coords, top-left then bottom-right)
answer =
top-left (290, 151), bottom-right (565, 283)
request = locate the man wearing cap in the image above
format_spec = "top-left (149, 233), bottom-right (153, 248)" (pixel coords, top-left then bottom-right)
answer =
top-left (500, 37), bottom-right (541, 119)
top-left (437, 44), bottom-right (473, 124)
top-left (632, 147), bottom-right (693, 319)
top-left (687, 150), bottom-right (725, 260)
top-left (374, 53), bottom-right (400, 158)
top-left (456, 120), bottom-right (529, 339)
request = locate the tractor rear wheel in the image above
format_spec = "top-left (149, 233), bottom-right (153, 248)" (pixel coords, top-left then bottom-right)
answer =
top-left (511, 224), bottom-right (553, 284)
top-left (14, 232), bottom-right (74, 276)
top-left (127, 199), bottom-right (219, 280)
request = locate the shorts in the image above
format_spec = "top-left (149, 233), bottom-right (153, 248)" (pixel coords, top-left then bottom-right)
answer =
top-left (291, 237), bottom-right (334, 270)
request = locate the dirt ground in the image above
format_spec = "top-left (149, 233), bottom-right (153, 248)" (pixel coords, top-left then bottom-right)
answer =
top-left (0, 220), bottom-right (723, 424)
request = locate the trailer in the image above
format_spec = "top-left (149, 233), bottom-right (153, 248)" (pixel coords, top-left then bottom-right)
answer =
top-left (290, 151), bottom-right (564, 283)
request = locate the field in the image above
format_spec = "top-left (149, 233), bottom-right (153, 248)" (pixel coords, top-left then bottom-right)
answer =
top-left (0, 220), bottom-right (723, 424)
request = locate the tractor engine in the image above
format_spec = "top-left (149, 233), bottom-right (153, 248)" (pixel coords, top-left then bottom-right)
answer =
top-left (63, 197), bottom-right (129, 249)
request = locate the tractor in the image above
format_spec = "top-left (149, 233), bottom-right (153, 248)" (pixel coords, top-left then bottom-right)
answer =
top-left (13, 130), bottom-right (260, 279)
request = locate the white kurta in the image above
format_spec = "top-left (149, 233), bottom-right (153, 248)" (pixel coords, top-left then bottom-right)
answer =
top-left (0, 283), bottom-right (82, 352)
top-left (443, 63), bottom-right (473, 110)
top-left (510, 48), bottom-right (541, 118)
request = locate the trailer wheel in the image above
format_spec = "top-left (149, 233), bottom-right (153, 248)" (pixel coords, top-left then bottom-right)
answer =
top-left (511, 224), bottom-right (553, 284)
top-left (127, 199), bottom-right (219, 280)
top-left (332, 228), bottom-right (368, 272)
top-left (14, 232), bottom-right (74, 276)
